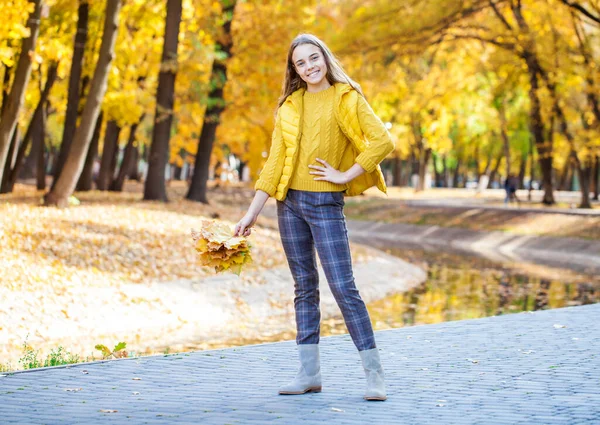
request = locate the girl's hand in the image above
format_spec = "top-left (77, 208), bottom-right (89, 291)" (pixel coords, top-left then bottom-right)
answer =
top-left (308, 158), bottom-right (348, 185)
top-left (234, 213), bottom-right (257, 237)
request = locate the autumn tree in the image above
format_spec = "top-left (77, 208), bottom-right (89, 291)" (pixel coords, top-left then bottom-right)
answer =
top-left (186, 0), bottom-right (236, 203)
top-left (44, 0), bottom-right (122, 207)
top-left (0, 0), bottom-right (42, 187)
top-left (143, 0), bottom-right (182, 202)
top-left (51, 0), bottom-right (89, 187)
top-left (2, 62), bottom-right (58, 193)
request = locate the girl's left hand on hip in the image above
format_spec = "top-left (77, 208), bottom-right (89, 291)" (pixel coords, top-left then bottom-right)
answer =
top-left (309, 158), bottom-right (347, 185)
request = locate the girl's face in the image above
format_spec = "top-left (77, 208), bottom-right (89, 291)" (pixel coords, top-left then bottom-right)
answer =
top-left (292, 43), bottom-right (330, 92)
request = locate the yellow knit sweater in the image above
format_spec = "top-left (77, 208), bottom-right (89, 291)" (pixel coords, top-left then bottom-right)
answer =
top-left (289, 85), bottom-right (346, 192)
top-left (254, 83), bottom-right (395, 200)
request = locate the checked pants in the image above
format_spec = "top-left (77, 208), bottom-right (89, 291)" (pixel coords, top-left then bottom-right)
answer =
top-left (277, 189), bottom-right (376, 352)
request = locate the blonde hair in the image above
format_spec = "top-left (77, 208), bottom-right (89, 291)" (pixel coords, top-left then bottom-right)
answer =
top-left (277, 34), bottom-right (364, 109)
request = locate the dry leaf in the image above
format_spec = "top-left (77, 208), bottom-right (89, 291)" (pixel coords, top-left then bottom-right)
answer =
top-left (191, 221), bottom-right (252, 275)
top-left (99, 409), bottom-right (118, 413)
top-left (65, 388), bottom-right (83, 392)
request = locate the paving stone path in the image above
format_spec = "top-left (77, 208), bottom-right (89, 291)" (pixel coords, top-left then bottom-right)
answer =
top-left (1, 304), bottom-right (599, 424)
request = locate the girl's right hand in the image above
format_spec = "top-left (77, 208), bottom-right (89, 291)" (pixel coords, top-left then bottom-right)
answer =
top-left (233, 213), bottom-right (257, 237)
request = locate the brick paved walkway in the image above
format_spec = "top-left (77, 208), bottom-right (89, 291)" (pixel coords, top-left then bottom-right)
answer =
top-left (1, 304), bottom-right (599, 424)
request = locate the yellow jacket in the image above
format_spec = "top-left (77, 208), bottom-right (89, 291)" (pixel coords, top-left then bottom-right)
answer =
top-left (255, 83), bottom-right (395, 201)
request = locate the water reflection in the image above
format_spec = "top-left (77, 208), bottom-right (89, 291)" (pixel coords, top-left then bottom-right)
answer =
top-left (360, 247), bottom-right (600, 332)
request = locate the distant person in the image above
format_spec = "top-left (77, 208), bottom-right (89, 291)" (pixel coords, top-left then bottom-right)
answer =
top-left (504, 174), bottom-right (520, 205)
top-left (234, 33), bottom-right (394, 401)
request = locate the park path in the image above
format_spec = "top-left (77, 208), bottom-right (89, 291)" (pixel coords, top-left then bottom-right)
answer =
top-left (376, 188), bottom-right (600, 216)
top-left (1, 303), bottom-right (599, 424)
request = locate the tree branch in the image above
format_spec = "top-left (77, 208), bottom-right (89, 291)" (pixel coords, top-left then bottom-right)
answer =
top-left (489, 0), bottom-right (513, 30)
top-left (443, 32), bottom-right (516, 52)
top-left (559, 0), bottom-right (600, 25)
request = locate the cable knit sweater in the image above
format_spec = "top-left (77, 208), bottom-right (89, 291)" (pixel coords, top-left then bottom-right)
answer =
top-left (254, 83), bottom-right (395, 200)
top-left (289, 85), bottom-right (346, 192)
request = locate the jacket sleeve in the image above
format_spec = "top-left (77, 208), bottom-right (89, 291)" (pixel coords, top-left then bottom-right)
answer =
top-left (254, 111), bottom-right (286, 196)
top-left (354, 95), bottom-right (395, 174)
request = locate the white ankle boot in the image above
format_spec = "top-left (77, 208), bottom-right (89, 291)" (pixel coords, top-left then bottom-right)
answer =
top-left (359, 348), bottom-right (387, 401)
top-left (278, 344), bottom-right (322, 395)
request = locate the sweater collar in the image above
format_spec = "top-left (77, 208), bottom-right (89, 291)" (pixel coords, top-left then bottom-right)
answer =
top-left (286, 82), bottom-right (352, 110)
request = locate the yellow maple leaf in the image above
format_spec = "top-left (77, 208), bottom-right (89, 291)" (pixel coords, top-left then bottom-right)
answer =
top-left (191, 221), bottom-right (252, 275)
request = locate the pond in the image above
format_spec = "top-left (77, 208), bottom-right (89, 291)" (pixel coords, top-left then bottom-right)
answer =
top-left (320, 245), bottom-right (600, 337)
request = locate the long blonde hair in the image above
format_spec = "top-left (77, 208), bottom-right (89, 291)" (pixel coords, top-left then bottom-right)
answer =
top-left (277, 34), bottom-right (364, 109)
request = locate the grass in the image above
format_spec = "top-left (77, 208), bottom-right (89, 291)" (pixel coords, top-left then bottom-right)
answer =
top-left (0, 337), bottom-right (129, 372)
top-left (1, 342), bottom-right (85, 372)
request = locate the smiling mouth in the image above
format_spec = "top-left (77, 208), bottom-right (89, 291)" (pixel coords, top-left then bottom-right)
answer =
top-left (307, 70), bottom-right (320, 77)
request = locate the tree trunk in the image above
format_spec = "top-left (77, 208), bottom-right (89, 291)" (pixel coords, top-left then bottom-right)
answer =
top-left (518, 153), bottom-right (526, 189)
top-left (453, 160), bottom-right (461, 188)
top-left (392, 153), bottom-right (402, 186)
top-left (143, 0), bottom-right (182, 202)
top-left (433, 154), bottom-right (442, 188)
top-left (573, 152), bottom-right (592, 208)
top-left (1, 65), bottom-right (13, 114)
top-left (528, 136), bottom-right (535, 201)
top-left (44, 0), bottom-right (122, 207)
top-left (559, 159), bottom-right (572, 191)
top-left (52, 0), bottom-right (89, 187)
top-left (0, 0), bottom-right (41, 185)
top-left (474, 142), bottom-right (481, 180)
top-left (20, 117), bottom-right (42, 180)
top-left (540, 68), bottom-right (590, 208)
top-left (499, 104), bottom-right (511, 178)
top-left (442, 154), bottom-right (448, 188)
top-left (590, 155), bottom-right (600, 201)
top-left (416, 148), bottom-right (431, 192)
top-left (96, 120), bottom-right (121, 190)
top-left (509, 2), bottom-right (555, 204)
top-left (186, 0), bottom-right (236, 203)
top-left (110, 117), bottom-right (143, 191)
top-left (128, 143), bottom-right (140, 180)
top-left (524, 59), bottom-right (554, 203)
top-left (36, 106), bottom-right (47, 191)
top-left (488, 152), bottom-right (503, 188)
top-left (76, 111), bottom-right (103, 191)
top-left (6, 62), bottom-right (58, 191)
top-left (1, 130), bottom-right (20, 193)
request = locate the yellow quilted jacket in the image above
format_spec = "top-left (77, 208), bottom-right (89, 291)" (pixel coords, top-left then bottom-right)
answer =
top-left (255, 83), bottom-right (395, 201)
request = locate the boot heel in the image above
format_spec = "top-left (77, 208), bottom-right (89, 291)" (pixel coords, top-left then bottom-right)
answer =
top-left (308, 386), bottom-right (322, 393)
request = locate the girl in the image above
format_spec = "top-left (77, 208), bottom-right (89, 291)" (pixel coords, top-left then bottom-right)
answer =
top-left (234, 33), bottom-right (394, 401)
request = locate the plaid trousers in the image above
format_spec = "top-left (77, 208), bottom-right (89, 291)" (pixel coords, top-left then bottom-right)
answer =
top-left (277, 189), bottom-right (376, 351)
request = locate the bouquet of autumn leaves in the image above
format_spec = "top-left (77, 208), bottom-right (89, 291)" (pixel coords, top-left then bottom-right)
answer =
top-left (191, 220), bottom-right (252, 275)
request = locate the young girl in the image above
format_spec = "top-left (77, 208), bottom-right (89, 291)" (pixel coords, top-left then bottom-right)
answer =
top-left (234, 33), bottom-right (394, 401)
